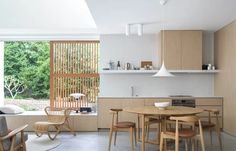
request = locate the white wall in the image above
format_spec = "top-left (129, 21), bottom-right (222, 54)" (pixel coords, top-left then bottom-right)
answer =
top-left (100, 34), bottom-right (159, 69)
top-left (0, 42), bottom-right (4, 106)
top-left (100, 34), bottom-right (215, 97)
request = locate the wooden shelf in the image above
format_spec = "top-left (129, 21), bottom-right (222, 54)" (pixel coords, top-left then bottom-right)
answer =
top-left (100, 70), bottom-right (219, 74)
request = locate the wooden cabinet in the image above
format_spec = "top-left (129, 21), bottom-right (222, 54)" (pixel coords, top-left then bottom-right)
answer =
top-left (98, 98), bottom-right (171, 128)
top-left (161, 30), bottom-right (203, 70)
top-left (162, 31), bottom-right (182, 69)
top-left (98, 98), bottom-right (144, 128)
top-left (98, 97), bottom-right (223, 129)
top-left (215, 21), bottom-right (236, 135)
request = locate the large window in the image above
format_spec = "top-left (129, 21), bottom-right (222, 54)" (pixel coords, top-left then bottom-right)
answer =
top-left (4, 41), bottom-right (100, 111)
top-left (4, 41), bottom-right (50, 110)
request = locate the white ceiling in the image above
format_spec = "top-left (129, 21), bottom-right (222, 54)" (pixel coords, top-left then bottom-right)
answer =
top-left (0, 0), bottom-right (97, 35)
top-left (86, 0), bottom-right (236, 34)
top-left (0, 0), bottom-right (235, 36)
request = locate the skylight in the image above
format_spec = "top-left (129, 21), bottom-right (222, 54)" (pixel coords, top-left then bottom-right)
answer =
top-left (0, 0), bottom-right (97, 35)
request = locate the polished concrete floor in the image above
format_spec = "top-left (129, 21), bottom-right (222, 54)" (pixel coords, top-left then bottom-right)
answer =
top-left (32, 130), bottom-right (236, 151)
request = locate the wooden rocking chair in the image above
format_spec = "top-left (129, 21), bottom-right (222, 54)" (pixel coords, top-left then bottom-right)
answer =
top-left (33, 106), bottom-right (76, 140)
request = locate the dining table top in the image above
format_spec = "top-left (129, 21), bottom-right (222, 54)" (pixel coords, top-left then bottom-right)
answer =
top-left (123, 106), bottom-right (204, 116)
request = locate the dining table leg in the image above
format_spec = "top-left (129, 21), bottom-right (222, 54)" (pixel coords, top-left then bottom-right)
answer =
top-left (141, 114), bottom-right (145, 151)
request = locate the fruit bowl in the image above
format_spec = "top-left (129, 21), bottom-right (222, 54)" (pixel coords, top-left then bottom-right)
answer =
top-left (154, 102), bottom-right (170, 110)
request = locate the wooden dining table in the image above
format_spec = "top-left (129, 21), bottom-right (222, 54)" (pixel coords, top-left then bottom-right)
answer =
top-left (123, 106), bottom-right (204, 151)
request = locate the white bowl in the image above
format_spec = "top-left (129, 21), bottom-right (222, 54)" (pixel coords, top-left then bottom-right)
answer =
top-left (154, 102), bottom-right (170, 110)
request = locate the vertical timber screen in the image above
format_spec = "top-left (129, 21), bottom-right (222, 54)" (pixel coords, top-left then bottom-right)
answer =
top-left (50, 41), bottom-right (99, 110)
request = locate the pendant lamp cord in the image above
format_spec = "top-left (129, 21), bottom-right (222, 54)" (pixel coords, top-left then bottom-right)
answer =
top-left (161, 3), bottom-right (165, 64)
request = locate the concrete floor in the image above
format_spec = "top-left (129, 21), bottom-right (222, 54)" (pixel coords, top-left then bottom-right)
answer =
top-left (33, 130), bottom-right (236, 151)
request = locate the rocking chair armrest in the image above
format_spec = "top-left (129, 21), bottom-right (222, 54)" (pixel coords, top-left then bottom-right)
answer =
top-left (0, 124), bottom-right (28, 141)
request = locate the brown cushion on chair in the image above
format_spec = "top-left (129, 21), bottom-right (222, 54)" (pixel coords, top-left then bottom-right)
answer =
top-left (114, 121), bottom-right (135, 128)
top-left (195, 121), bottom-right (215, 128)
top-left (165, 128), bottom-right (196, 138)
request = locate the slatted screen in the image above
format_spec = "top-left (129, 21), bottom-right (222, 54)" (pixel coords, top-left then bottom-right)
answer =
top-left (50, 41), bottom-right (100, 110)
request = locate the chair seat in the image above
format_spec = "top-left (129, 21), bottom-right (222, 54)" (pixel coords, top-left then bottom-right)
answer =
top-left (114, 121), bottom-right (135, 128)
top-left (196, 121), bottom-right (215, 128)
top-left (165, 128), bottom-right (196, 138)
top-left (34, 121), bottom-right (62, 132)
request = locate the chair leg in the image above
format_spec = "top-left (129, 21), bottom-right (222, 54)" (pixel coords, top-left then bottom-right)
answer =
top-left (160, 132), bottom-right (164, 151)
top-left (191, 138), bottom-right (195, 151)
top-left (185, 139), bottom-right (188, 151)
top-left (209, 128), bottom-right (213, 145)
top-left (65, 119), bottom-right (76, 136)
top-left (216, 126), bottom-right (223, 151)
top-left (196, 140), bottom-right (199, 151)
top-left (21, 131), bottom-right (26, 151)
top-left (199, 132), bottom-right (205, 151)
top-left (137, 114), bottom-right (140, 140)
top-left (130, 127), bottom-right (134, 151)
top-left (134, 127), bottom-right (137, 146)
top-left (108, 128), bottom-right (113, 151)
top-left (146, 125), bottom-right (149, 141)
top-left (10, 136), bottom-right (16, 151)
top-left (114, 131), bottom-right (117, 145)
top-left (0, 143), bottom-right (5, 151)
top-left (175, 137), bottom-right (179, 151)
top-left (48, 126), bottom-right (61, 140)
top-left (35, 131), bottom-right (43, 137)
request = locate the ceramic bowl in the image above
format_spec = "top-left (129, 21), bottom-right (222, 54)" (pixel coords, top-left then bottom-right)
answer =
top-left (154, 102), bottom-right (170, 110)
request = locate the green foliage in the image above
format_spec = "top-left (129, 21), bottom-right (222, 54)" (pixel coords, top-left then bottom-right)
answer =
top-left (4, 42), bottom-right (50, 99)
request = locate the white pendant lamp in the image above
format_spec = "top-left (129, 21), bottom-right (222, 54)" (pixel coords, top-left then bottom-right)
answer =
top-left (153, 0), bottom-right (174, 77)
top-left (153, 61), bottom-right (174, 77)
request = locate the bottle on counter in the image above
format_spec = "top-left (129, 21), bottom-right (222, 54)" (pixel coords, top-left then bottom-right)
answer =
top-left (117, 61), bottom-right (121, 70)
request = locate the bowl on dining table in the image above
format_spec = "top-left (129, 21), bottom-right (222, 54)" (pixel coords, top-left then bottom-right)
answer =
top-left (154, 102), bottom-right (170, 110)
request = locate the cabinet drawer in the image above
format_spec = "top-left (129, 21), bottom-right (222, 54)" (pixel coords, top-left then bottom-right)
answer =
top-left (196, 98), bottom-right (223, 106)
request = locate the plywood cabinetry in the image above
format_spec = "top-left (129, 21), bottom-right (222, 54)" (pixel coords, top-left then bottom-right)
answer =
top-left (98, 98), bottom-right (223, 129)
top-left (98, 98), bottom-right (144, 128)
top-left (98, 98), bottom-right (172, 128)
top-left (214, 21), bottom-right (236, 135)
top-left (162, 31), bottom-right (182, 69)
top-left (196, 98), bottom-right (223, 128)
top-left (161, 30), bottom-right (202, 70)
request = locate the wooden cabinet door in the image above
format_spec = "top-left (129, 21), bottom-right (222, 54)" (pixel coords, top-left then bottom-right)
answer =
top-left (161, 30), bottom-right (182, 70)
top-left (98, 99), bottom-right (122, 128)
top-left (181, 31), bottom-right (202, 70)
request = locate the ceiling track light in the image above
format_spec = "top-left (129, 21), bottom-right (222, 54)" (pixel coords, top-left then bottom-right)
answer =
top-left (125, 23), bottom-right (143, 36)
top-left (125, 24), bottom-right (130, 36)
top-left (137, 24), bottom-right (143, 36)
top-left (160, 0), bottom-right (167, 6)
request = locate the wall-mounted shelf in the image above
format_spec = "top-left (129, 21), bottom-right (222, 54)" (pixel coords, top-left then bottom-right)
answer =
top-left (100, 70), bottom-right (219, 74)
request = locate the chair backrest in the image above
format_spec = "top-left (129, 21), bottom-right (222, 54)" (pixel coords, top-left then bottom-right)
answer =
top-left (45, 107), bottom-right (71, 124)
top-left (169, 116), bottom-right (202, 137)
top-left (204, 109), bottom-right (220, 124)
top-left (109, 109), bottom-right (123, 126)
top-left (0, 117), bottom-right (8, 137)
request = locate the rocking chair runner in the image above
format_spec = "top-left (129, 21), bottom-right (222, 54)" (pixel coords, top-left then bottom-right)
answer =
top-left (33, 107), bottom-right (76, 140)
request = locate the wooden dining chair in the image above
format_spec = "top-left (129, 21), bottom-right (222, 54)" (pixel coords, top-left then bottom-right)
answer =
top-left (137, 115), bottom-right (162, 144)
top-left (196, 109), bottom-right (223, 151)
top-left (160, 116), bottom-right (205, 151)
top-left (108, 109), bottom-right (137, 151)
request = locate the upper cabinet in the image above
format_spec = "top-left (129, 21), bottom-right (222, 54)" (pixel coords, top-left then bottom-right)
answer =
top-left (161, 30), bottom-right (203, 70)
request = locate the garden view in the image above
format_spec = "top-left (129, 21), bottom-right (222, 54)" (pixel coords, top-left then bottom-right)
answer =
top-left (4, 42), bottom-right (50, 110)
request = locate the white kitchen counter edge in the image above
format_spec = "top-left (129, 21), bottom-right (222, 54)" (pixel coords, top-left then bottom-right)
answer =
top-left (98, 96), bottom-right (223, 99)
